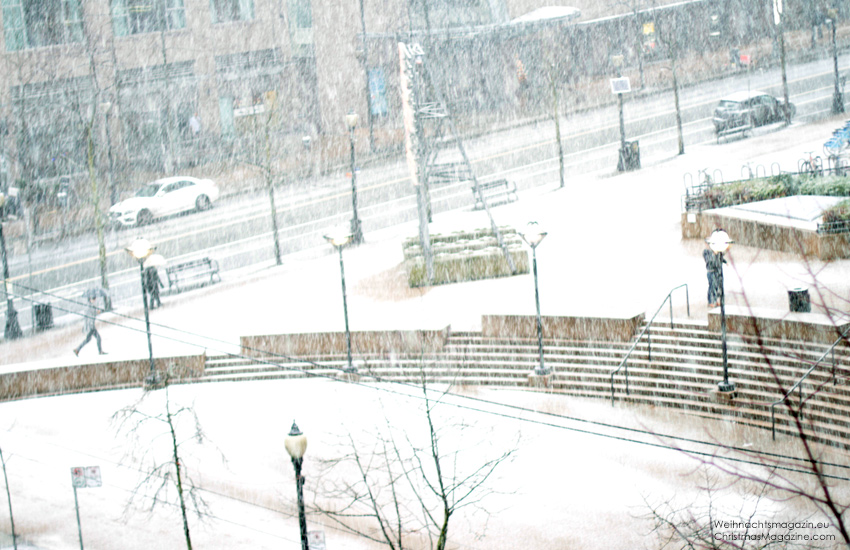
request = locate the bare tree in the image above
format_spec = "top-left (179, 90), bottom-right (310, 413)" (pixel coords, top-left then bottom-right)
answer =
top-left (230, 94), bottom-right (285, 265)
top-left (642, 466), bottom-right (829, 549)
top-left (314, 374), bottom-right (516, 549)
top-left (654, 5), bottom-right (685, 155)
top-left (112, 378), bottom-right (225, 550)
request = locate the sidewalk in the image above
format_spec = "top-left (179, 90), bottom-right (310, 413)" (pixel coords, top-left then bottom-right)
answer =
top-left (2, 115), bottom-right (849, 371)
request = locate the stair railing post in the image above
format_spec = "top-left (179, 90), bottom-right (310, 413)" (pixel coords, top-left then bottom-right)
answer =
top-left (669, 295), bottom-right (673, 330)
top-left (832, 348), bottom-right (836, 385)
top-left (771, 404), bottom-right (777, 440)
top-left (647, 327), bottom-right (652, 363)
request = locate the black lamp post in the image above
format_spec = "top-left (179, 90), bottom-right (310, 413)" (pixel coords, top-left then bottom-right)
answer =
top-left (829, 11), bottom-right (845, 115)
top-left (0, 193), bottom-right (21, 340)
top-left (325, 234), bottom-right (356, 373)
top-left (285, 421), bottom-right (309, 550)
top-left (707, 229), bottom-right (734, 392)
top-left (519, 222), bottom-right (549, 376)
top-left (125, 237), bottom-right (161, 390)
top-left (612, 55), bottom-right (626, 155)
top-left (346, 111), bottom-right (364, 245)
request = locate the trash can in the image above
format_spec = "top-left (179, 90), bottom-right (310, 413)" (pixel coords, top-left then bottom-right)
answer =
top-left (34, 303), bottom-right (53, 331)
top-left (788, 288), bottom-right (811, 313)
top-left (618, 140), bottom-right (641, 171)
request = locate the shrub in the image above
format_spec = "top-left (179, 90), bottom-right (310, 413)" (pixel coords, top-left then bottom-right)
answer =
top-left (822, 199), bottom-right (850, 224)
top-left (697, 174), bottom-right (850, 210)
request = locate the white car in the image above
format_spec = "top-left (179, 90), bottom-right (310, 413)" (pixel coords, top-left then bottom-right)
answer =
top-left (108, 176), bottom-right (220, 227)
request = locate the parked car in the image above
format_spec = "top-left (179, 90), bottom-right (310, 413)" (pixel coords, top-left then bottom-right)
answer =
top-left (712, 91), bottom-right (796, 136)
top-left (109, 176), bottom-right (219, 227)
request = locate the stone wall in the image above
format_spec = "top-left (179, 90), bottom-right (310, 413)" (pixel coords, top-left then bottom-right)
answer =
top-left (682, 211), bottom-right (850, 260)
top-left (241, 327), bottom-right (451, 357)
top-left (482, 313), bottom-right (645, 342)
top-left (0, 353), bottom-right (206, 401)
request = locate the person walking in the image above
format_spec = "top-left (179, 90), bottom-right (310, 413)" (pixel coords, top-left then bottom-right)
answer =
top-left (702, 241), bottom-right (726, 308)
top-left (73, 297), bottom-right (106, 356)
top-left (144, 265), bottom-right (164, 309)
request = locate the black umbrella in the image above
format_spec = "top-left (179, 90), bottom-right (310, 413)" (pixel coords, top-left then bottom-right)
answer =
top-left (82, 287), bottom-right (111, 309)
top-left (82, 287), bottom-right (109, 300)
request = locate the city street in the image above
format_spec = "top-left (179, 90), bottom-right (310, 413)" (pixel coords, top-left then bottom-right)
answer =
top-left (3, 50), bottom-right (849, 333)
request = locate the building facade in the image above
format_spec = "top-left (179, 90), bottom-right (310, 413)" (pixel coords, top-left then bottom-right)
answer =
top-left (0, 0), bottom-right (826, 191)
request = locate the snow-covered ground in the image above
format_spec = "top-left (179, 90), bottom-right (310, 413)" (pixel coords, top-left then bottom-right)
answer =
top-left (2, 116), bottom-right (850, 548)
top-left (2, 380), bottom-right (847, 550)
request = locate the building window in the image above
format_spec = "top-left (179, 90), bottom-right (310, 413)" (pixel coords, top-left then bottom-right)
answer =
top-left (11, 77), bottom-right (93, 179)
top-left (287, 0), bottom-right (311, 29)
top-left (286, 0), bottom-right (312, 57)
top-left (2, 0), bottom-right (84, 51)
top-left (111, 0), bottom-right (186, 37)
top-left (210, 0), bottom-right (253, 24)
top-left (410, 0), bottom-right (493, 29)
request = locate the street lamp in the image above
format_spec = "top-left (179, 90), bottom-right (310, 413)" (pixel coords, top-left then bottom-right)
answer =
top-left (346, 111), bottom-right (364, 245)
top-left (125, 237), bottom-right (161, 390)
top-left (707, 229), bottom-right (734, 392)
top-left (519, 222), bottom-right (549, 376)
top-left (285, 421), bottom-right (309, 550)
top-left (828, 10), bottom-right (845, 114)
top-left (611, 54), bottom-right (628, 171)
top-left (324, 233), bottom-right (357, 374)
top-left (0, 193), bottom-right (21, 340)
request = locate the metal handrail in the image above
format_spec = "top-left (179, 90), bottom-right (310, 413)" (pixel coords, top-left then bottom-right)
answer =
top-left (770, 323), bottom-right (850, 439)
top-left (610, 284), bottom-right (690, 406)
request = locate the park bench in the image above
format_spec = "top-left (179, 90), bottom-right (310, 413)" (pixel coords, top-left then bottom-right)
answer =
top-left (716, 116), bottom-right (752, 143)
top-left (471, 179), bottom-right (518, 210)
top-left (165, 257), bottom-right (221, 293)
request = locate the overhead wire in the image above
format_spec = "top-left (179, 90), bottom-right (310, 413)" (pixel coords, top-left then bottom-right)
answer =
top-left (6, 280), bottom-right (850, 481)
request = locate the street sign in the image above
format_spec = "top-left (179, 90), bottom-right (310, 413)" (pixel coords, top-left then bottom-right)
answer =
top-left (307, 531), bottom-right (326, 550)
top-left (70, 466), bottom-right (102, 488)
top-left (610, 77), bottom-right (631, 94)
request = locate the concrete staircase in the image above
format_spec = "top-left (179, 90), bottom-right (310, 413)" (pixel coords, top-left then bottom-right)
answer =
top-left (196, 320), bottom-right (850, 450)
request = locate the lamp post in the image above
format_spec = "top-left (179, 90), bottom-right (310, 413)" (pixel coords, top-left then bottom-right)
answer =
top-left (324, 234), bottom-right (356, 373)
top-left (285, 421), bottom-right (309, 550)
top-left (829, 10), bottom-right (845, 115)
top-left (0, 193), bottom-right (21, 340)
top-left (707, 229), bottom-right (734, 392)
top-left (346, 111), bottom-right (364, 245)
top-left (519, 222), bottom-right (549, 376)
top-left (125, 237), bottom-right (160, 390)
top-left (611, 55), bottom-right (626, 153)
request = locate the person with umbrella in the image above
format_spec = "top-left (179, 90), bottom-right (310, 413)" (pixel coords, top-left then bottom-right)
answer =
top-left (73, 289), bottom-right (108, 356)
top-left (144, 254), bottom-right (166, 309)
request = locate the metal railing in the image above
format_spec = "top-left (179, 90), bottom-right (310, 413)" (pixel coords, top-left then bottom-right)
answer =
top-left (610, 284), bottom-right (690, 406)
top-left (770, 323), bottom-right (850, 439)
top-left (680, 164), bottom-right (850, 216)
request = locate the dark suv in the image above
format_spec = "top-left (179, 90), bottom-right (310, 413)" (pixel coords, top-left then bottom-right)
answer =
top-left (712, 91), bottom-right (795, 136)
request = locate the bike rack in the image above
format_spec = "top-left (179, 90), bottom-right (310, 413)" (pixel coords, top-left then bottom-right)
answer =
top-left (770, 162), bottom-right (781, 176)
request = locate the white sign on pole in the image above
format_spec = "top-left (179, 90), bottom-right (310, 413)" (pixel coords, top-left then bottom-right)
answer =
top-left (610, 77), bottom-right (631, 94)
top-left (71, 466), bottom-right (102, 488)
top-left (307, 531), bottom-right (326, 550)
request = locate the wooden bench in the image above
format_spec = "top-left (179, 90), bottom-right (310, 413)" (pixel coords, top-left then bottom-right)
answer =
top-left (165, 257), bottom-right (221, 293)
top-left (471, 179), bottom-right (518, 210)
